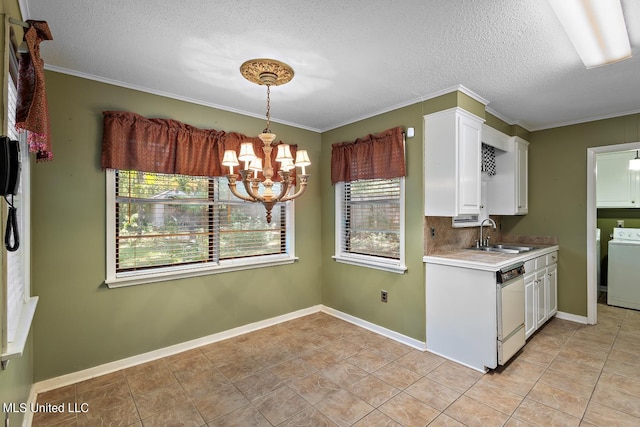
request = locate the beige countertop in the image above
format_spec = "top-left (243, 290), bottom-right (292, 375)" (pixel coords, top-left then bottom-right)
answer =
top-left (423, 244), bottom-right (559, 272)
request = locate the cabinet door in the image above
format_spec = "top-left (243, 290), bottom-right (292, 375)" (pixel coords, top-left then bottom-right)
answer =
top-left (596, 151), bottom-right (636, 207)
top-left (516, 140), bottom-right (528, 214)
top-left (457, 113), bottom-right (482, 215)
top-left (547, 264), bottom-right (558, 317)
top-left (535, 271), bottom-right (546, 328)
top-left (524, 273), bottom-right (536, 339)
top-left (424, 108), bottom-right (483, 217)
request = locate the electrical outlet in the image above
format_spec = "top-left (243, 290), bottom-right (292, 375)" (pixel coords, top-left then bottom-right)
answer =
top-left (617, 220), bottom-right (624, 228)
top-left (381, 290), bottom-right (388, 303)
top-left (430, 227), bottom-right (435, 237)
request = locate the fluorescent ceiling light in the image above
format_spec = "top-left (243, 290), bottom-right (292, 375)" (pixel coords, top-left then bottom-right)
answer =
top-left (549, 0), bottom-right (632, 68)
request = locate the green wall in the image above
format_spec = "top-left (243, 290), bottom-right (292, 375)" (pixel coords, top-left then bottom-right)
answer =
top-left (32, 81), bottom-right (473, 381)
top-left (320, 103), bottom-right (426, 341)
top-left (319, 93), bottom-right (485, 342)
top-left (19, 64), bottom-right (640, 385)
top-left (30, 71), bottom-right (322, 381)
top-left (503, 114), bottom-right (640, 316)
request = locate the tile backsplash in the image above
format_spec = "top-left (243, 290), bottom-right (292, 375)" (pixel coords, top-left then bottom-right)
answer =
top-left (424, 216), bottom-right (502, 255)
top-left (424, 216), bottom-right (559, 255)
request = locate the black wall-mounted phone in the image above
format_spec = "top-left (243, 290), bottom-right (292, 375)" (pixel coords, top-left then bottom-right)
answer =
top-left (0, 136), bottom-right (21, 196)
top-left (1, 136), bottom-right (20, 251)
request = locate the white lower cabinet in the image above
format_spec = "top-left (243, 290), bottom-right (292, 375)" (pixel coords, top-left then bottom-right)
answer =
top-left (524, 273), bottom-right (535, 337)
top-left (535, 270), bottom-right (547, 329)
top-left (547, 263), bottom-right (558, 316)
top-left (524, 251), bottom-right (558, 339)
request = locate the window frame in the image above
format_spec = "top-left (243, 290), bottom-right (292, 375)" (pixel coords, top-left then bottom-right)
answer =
top-left (2, 44), bottom-right (38, 363)
top-left (105, 169), bottom-right (296, 288)
top-left (333, 177), bottom-right (407, 274)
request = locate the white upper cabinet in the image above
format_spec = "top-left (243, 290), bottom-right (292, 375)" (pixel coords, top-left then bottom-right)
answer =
top-left (486, 135), bottom-right (529, 215)
top-left (597, 151), bottom-right (640, 208)
top-left (424, 108), bottom-right (484, 216)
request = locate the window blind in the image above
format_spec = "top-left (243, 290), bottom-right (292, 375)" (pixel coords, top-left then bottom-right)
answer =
top-left (6, 65), bottom-right (25, 343)
top-left (342, 178), bottom-right (401, 259)
top-left (115, 171), bottom-right (285, 272)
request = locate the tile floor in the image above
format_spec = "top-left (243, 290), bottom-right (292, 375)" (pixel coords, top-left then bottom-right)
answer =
top-left (33, 301), bottom-right (640, 426)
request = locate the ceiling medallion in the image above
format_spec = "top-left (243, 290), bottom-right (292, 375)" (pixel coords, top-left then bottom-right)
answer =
top-left (240, 58), bottom-right (294, 86)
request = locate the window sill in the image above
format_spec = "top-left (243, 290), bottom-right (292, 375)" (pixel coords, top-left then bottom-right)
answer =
top-left (332, 255), bottom-right (407, 274)
top-left (106, 255), bottom-right (298, 288)
top-left (1, 296), bottom-right (38, 367)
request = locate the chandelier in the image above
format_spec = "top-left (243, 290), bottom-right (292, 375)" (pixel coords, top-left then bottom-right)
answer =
top-left (222, 59), bottom-right (310, 223)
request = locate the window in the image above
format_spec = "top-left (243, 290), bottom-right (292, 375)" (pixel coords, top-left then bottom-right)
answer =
top-left (334, 177), bottom-right (406, 273)
top-left (331, 126), bottom-right (406, 273)
top-left (2, 44), bottom-right (37, 363)
top-left (106, 170), bottom-right (295, 287)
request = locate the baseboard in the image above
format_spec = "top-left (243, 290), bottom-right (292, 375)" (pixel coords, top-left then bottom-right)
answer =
top-left (33, 305), bottom-right (322, 394)
top-left (555, 310), bottom-right (588, 324)
top-left (33, 304), bottom-right (426, 398)
top-left (21, 385), bottom-right (37, 427)
top-left (320, 305), bottom-right (426, 351)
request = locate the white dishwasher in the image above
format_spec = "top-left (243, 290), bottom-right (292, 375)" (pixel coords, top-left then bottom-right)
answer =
top-left (497, 263), bottom-right (526, 365)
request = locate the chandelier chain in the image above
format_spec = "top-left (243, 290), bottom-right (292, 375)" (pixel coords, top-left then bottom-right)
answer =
top-left (224, 58), bottom-right (309, 223)
top-left (264, 85), bottom-right (271, 133)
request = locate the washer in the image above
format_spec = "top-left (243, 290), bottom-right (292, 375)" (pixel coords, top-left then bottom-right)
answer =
top-left (608, 227), bottom-right (640, 310)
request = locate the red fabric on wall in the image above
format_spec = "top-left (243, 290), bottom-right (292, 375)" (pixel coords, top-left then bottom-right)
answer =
top-left (16, 20), bottom-right (54, 161)
top-left (331, 126), bottom-right (406, 184)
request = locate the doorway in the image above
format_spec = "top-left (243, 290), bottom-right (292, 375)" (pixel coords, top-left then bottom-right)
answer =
top-left (587, 142), bottom-right (640, 324)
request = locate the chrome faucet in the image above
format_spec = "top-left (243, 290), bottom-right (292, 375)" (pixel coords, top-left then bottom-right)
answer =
top-left (479, 218), bottom-right (497, 247)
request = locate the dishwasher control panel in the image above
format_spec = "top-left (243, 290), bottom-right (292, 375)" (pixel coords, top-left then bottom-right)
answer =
top-left (497, 263), bottom-right (525, 283)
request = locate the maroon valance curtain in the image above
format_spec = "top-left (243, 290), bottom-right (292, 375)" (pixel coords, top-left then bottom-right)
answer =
top-left (16, 20), bottom-right (54, 161)
top-left (331, 126), bottom-right (406, 185)
top-left (101, 111), bottom-right (296, 179)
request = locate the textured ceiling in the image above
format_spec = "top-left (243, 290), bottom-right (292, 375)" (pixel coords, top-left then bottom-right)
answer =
top-left (18, 0), bottom-right (640, 132)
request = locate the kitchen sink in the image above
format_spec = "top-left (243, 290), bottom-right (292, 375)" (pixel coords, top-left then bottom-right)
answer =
top-left (469, 244), bottom-right (535, 254)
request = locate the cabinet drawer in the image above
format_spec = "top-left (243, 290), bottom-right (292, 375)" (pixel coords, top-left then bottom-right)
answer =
top-left (546, 251), bottom-right (558, 265)
top-left (524, 258), bottom-right (535, 274)
top-left (535, 255), bottom-right (547, 270)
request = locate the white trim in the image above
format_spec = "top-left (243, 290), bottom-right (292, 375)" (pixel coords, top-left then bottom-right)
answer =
top-left (33, 305), bottom-right (322, 394)
top-left (481, 124), bottom-right (511, 151)
top-left (321, 84), bottom-right (489, 132)
top-left (43, 65), bottom-right (515, 135)
top-left (554, 311), bottom-right (588, 324)
top-left (331, 255), bottom-right (407, 274)
top-left (455, 85), bottom-right (490, 106)
top-left (586, 141), bottom-right (640, 325)
top-left (106, 255), bottom-right (298, 288)
top-left (424, 106), bottom-right (484, 123)
top-left (419, 84), bottom-right (489, 106)
top-left (33, 304), bottom-right (426, 395)
top-left (320, 306), bottom-right (426, 351)
top-left (43, 64), bottom-right (321, 133)
top-left (1, 296), bottom-right (38, 362)
top-left (529, 108), bottom-right (640, 132)
top-left (3, 81), bottom-right (34, 362)
top-left (22, 385), bottom-right (37, 427)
